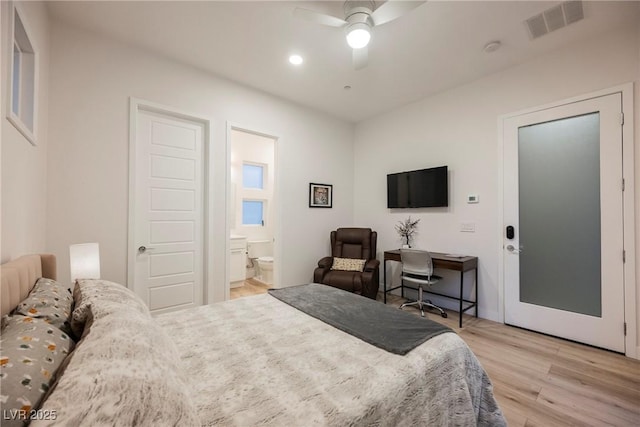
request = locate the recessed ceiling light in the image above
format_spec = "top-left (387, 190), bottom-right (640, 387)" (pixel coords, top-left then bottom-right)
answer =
top-left (483, 41), bottom-right (501, 53)
top-left (289, 55), bottom-right (303, 65)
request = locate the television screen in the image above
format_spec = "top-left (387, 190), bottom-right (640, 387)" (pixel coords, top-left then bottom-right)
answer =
top-left (387, 166), bottom-right (448, 208)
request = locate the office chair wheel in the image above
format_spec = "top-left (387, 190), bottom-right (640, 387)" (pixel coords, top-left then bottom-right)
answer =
top-left (441, 312), bottom-right (448, 318)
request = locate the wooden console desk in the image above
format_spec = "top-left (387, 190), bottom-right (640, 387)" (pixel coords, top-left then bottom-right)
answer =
top-left (383, 250), bottom-right (478, 327)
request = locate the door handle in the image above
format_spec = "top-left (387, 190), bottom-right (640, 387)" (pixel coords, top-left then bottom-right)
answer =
top-left (506, 244), bottom-right (522, 254)
top-left (138, 245), bottom-right (155, 254)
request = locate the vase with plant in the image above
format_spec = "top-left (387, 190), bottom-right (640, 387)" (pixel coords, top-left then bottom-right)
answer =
top-left (395, 216), bottom-right (420, 248)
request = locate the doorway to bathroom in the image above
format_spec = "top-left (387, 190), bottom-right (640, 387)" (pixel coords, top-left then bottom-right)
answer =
top-left (228, 127), bottom-right (278, 297)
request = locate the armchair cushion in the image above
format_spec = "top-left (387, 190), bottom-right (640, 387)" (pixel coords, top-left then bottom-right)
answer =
top-left (321, 270), bottom-right (362, 293)
top-left (331, 257), bottom-right (366, 272)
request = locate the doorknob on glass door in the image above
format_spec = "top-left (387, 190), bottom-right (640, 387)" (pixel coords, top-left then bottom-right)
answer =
top-left (506, 244), bottom-right (521, 254)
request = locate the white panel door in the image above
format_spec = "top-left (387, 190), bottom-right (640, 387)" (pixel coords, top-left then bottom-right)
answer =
top-left (133, 109), bottom-right (204, 314)
top-left (503, 93), bottom-right (625, 352)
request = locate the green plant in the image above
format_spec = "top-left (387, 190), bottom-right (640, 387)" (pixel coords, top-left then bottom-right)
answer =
top-left (395, 216), bottom-right (420, 246)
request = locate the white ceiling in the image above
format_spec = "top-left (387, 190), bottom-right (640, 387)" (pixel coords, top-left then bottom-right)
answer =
top-left (47, 1), bottom-right (639, 122)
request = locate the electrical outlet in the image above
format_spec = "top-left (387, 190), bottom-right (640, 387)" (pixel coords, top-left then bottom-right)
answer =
top-left (467, 194), bottom-right (479, 204)
top-left (460, 222), bottom-right (476, 232)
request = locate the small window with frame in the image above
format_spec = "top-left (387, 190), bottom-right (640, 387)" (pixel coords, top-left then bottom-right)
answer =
top-left (242, 199), bottom-right (265, 226)
top-left (242, 163), bottom-right (265, 190)
top-left (8, 2), bottom-right (38, 145)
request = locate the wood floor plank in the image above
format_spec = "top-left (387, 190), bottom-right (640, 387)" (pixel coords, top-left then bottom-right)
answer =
top-left (544, 373), bottom-right (640, 424)
top-left (550, 356), bottom-right (639, 396)
top-left (473, 354), bottom-right (546, 396)
top-left (492, 382), bottom-right (584, 427)
top-left (230, 278), bottom-right (270, 299)
top-left (460, 331), bottom-right (555, 375)
top-left (557, 345), bottom-right (640, 379)
top-left (536, 383), bottom-right (639, 427)
top-left (501, 409), bottom-right (527, 427)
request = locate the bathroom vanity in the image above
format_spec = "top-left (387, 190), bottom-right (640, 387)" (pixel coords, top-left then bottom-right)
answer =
top-left (230, 235), bottom-right (247, 287)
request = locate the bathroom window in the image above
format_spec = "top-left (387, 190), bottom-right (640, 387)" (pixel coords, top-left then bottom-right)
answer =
top-left (8, 5), bottom-right (37, 145)
top-left (242, 200), bottom-right (264, 226)
top-left (242, 163), bottom-right (264, 189)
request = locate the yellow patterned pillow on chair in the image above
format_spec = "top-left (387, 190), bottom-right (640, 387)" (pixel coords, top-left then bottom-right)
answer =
top-left (331, 257), bottom-right (366, 272)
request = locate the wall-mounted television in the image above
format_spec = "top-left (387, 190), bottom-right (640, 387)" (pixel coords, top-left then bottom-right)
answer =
top-left (387, 166), bottom-right (448, 208)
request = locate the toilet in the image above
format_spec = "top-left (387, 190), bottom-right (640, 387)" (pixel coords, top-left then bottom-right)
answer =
top-left (247, 240), bottom-right (274, 285)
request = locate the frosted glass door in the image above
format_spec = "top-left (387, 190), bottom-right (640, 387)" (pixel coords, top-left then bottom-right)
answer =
top-left (518, 113), bottom-right (601, 316)
top-left (503, 93), bottom-right (625, 353)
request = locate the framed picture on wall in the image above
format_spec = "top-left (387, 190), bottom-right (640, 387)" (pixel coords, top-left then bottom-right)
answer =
top-left (309, 183), bottom-right (332, 208)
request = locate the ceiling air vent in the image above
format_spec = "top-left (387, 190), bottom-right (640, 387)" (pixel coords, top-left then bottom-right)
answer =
top-left (525, 1), bottom-right (584, 40)
top-left (563, 0), bottom-right (585, 24)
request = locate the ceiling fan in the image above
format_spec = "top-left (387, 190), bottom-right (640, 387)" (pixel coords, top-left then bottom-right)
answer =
top-left (293, 0), bottom-right (426, 70)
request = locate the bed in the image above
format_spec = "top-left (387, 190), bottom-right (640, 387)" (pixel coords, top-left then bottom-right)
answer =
top-left (1, 254), bottom-right (505, 426)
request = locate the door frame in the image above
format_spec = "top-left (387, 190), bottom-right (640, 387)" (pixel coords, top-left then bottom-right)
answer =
top-left (127, 97), bottom-right (212, 306)
top-left (225, 121), bottom-right (281, 300)
top-left (497, 83), bottom-right (636, 358)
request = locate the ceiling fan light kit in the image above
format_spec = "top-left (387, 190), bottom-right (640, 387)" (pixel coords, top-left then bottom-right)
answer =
top-left (344, 5), bottom-right (374, 49)
top-left (293, 0), bottom-right (426, 69)
top-left (346, 23), bottom-right (371, 49)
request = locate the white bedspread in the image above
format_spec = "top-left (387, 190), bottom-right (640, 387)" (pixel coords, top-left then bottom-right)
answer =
top-left (156, 293), bottom-right (505, 426)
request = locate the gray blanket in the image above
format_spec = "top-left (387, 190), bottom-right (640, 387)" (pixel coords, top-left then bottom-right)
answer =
top-left (269, 283), bottom-right (453, 355)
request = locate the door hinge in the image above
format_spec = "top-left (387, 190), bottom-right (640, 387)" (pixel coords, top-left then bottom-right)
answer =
top-left (624, 322), bottom-right (627, 336)
top-left (623, 250), bottom-right (626, 263)
top-left (620, 112), bottom-right (624, 125)
top-left (622, 178), bottom-right (625, 191)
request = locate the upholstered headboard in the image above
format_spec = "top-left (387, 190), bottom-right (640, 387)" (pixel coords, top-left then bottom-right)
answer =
top-left (0, 254), bottom-right (56, 316)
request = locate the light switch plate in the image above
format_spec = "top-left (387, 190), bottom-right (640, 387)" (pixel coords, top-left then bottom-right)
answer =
top-left (460, 222), bottom-right (476, 232)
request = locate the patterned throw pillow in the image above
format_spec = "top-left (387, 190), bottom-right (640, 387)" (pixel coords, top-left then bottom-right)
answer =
top-left (15, 278), bottom-right (74, 334)
top-left (331, 257), bottom-right (367, 272)
top-left (0, 316), bottom-right (75, 427)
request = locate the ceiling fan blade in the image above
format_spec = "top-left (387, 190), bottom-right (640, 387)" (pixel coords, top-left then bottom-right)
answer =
top-left (353, 46), bottom-right (368, 70)
top-left (293, 7), bottom-right (347, 28)
top-left (370, 0), bottom-right (426, 26)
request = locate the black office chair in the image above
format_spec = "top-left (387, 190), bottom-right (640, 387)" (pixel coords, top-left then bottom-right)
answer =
top-left (399, 249), bottom-right (448, 318)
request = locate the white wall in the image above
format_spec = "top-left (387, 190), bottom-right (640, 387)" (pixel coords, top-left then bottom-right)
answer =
top-left (354, 25), bottom-right (639, 335)
top-left (1, 1), bottom-right (49, 262)
top-left (46, 23), bottom-right (354, 300)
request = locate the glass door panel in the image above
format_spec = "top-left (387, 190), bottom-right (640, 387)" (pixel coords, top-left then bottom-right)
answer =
top-left (518, 113), bottom-right (601, 317)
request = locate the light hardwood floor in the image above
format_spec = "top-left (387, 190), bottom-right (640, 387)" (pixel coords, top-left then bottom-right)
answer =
top-left (230, 278), bottom-right (271, 299)
top-left (230, 282), bottom-right (640, 426)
